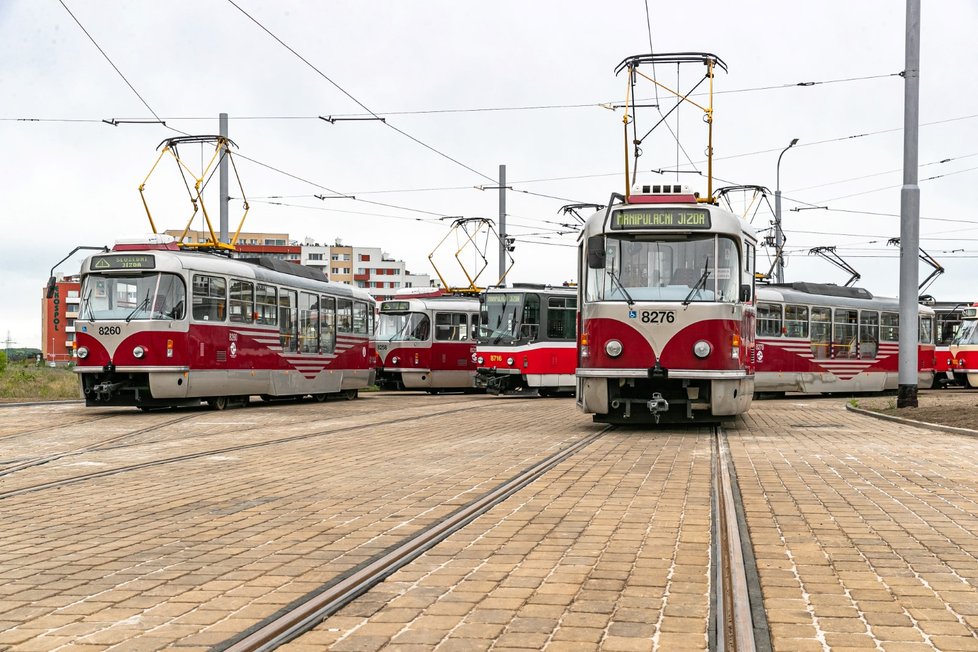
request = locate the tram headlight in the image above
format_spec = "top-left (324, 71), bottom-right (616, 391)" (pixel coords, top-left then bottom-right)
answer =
top-left (605, 340), bottom-right (623, 358)
top-left (132, 345), bottom-right (146, 359)
top-left (76, 346), bottom-right (89, 359)
top-left (693, 340), bottom-right (712, 359)
top-left (391, 356), bottom-right (399, 365)
top-left (507, 357), bottom-right (515, 366)
top-left (477, 355), bottom-right (484, 365)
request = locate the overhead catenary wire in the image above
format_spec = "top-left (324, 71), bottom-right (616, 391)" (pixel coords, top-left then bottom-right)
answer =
top-left (226, 0), bottom-right (495, 184)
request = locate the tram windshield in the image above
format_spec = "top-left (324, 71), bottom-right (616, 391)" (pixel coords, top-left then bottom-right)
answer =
top-left (375, 312), bottom-right (430, 341)
top-left (478, 293), bottom-right (526, 345)
top-left (952, 319), bottom-right (978, 346)
top-left (80, 273), bottom-right (186, 321)
top-left (586, 234), bottom-right (740, 303)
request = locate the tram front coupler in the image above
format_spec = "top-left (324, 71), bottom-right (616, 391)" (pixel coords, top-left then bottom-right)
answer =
top-left (88, 379), bottom-right (127, 402)
top-left (647, 392), bottom-right (669, 424)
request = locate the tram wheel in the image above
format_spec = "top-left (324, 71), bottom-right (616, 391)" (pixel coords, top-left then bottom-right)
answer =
top-left (342, 389), bottom-right (358, 400)
top-left (312, 393), bottom-right (327, 402)
top-left (207, 396), bottom-right (228, 411)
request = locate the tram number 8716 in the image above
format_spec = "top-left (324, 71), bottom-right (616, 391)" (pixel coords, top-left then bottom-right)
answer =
top-left (641, 311), bottom-right (675, 324)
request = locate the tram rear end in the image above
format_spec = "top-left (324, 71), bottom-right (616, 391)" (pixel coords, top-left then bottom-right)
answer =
top-left (576, 187), bottom-right (757, 423)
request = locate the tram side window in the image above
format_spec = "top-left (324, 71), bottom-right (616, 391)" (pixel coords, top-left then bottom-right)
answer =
top-left (859, 311), bottom-right (879, 359)
top-left (353, 301), bottom-right (369, 335)
top-left (279, 290), bottom-right (297, 352)
top-left (337, 298), bottom-right (353, 333)
top-left (919, 316), bottom-right (934, 344)
top-left (756, 303), bottom-right (782, 337)
top-left (743, 242), bottom-right (755, 302)
top-left (320, 296), bottom-right (336, 353)
top-left (881, 312), bottom-right (899, 342)
top-left (784, 305), bottom-right (809, 338)
top-left (938, 313), bottom-right (961, 345)
top-left (299, 293), bottom-right (319, 353)
top-left (470, 313), bottom-right (480, 341)
top-left (832, 309), bottom-right (858, 359)
top-left (256, 284), bottom-right (277, 326)
top-left (435, 313), bottom-right (468, 341)
top-left (546, 297), bottom-right (577, 340)
top-left (810, 307), bottom-right (831, 359)
top-left (229, 280), bottom-right (254, 323)
top-left (521, 294), bottom-right (540, 340)
top-left (192, 275), bottom-right (226, 322)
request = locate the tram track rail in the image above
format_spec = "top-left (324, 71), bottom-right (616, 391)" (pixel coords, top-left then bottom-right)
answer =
top-left (711, 424), bottom-right (770, 652)
top-left (216, 426), bottom-right (609, 652)
top-left (0, 401), bottom-right (511, 501)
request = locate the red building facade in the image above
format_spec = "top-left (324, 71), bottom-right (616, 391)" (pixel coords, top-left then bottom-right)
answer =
top-left (41, 276), bottom-right (81, 363)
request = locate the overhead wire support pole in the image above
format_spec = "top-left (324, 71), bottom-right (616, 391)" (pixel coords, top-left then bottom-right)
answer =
top-left (220, 113), bottom-right (229, 244)
top-left (898, 0), bottom-right (921, 408)
top-left (499, 165), bottom-right (507, 286)
top-left (775, 138), bottom-right (799, 284)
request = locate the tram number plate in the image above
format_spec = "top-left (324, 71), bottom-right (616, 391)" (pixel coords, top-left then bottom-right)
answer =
top-left (98, 326), bottom-right (122, 335)
top-left (641, 311), bottom-right (675, 324)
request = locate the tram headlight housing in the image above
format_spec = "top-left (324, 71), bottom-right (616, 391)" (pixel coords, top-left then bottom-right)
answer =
top-left (693, 340), bottom-right (712, 359)
top-left (391, 356), bottom-right (399, 365)
top-left (76, 346), bottom-right (89, 359)
top-left (507, 357), bottom-right (515, 366)
top-left (477, 355), bottom-right (484, 365)
top-left (605, 339), bottom-right (623, 358)
top-left (132, 345), bottom-right (146, 359)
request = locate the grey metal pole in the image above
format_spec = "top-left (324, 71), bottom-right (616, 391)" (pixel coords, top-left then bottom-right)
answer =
top-left (897, 0), bottom-right (921, 408)
top-left (219, 112), bottom-right (229, 244)
top-left (498, 164), bottom-right (507, 286)
top-left (774, 190), bottom-right (783, 283)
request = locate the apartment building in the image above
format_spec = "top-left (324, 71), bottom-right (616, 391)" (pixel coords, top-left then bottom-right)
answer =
top-left (41, 275), bottom-right (81, 363)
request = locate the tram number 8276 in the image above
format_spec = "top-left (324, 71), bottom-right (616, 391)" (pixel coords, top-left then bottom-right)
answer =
top-left (640, 311), bottom-right (676, 324)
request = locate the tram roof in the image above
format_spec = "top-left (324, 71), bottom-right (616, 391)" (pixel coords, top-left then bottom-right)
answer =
top-left (756, 283), bottom-right (936, 314)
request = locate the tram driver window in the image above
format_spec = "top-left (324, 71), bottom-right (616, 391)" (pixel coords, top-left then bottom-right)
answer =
top-left (192, 275), bottom-right (227, 322)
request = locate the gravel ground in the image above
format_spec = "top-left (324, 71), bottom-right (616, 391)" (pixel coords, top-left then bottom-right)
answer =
top-left (858, 387), bottom-right (978, 430)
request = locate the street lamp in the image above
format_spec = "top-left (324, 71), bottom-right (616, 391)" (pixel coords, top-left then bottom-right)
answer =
top-left (774, 138), bottom-right (799, 284)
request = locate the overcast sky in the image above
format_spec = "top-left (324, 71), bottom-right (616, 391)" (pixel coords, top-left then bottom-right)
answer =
top-left (2, 0), bottom-right (976, 349)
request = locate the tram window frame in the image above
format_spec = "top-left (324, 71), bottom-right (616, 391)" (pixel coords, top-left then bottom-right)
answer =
top-left (919, 315), bottom-right (934, 344)
top-left (881, 312), bottom-right (899, 342)
top-left (353, 301), bottom-right (369, 335)
top-left (256, 284), bottom-right (277, 326)
top-left (810, 306), bottom-right (831, 359)
top-left (229, 279), bottom-right (255, 324)
top-left (756, 302), bottom-right (783, 338)
top-left (435, 312), bottom-right (468, 341)
top-left (320, 296), bottom-right (336, 353)
top-left (859, 310), bottom-right (879, 359)
top-left (279, 289), bottom-right (298, 352)
top-left (470, 313), bottom-right (480, 341)
top-left (832, 308), bottom-right (859, 359)
top-left (337, 298), bottom-right (353, 333)
top-left (546, 296), bottom-right (577, 340)
top-left (520, 294), bottom-right (540, 340)
top-left (743, 241), bottom-right (755, 302)
top-left (192, 274), bottom-right (227, 322)
top-left (784, 304), bottom-right (809, 338)
top-left (299, 292), bottom-right (319, 353)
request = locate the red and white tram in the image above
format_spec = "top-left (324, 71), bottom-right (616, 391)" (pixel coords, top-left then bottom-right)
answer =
top-left (476, 285), bottom-right (577, 395)
top-left (753, 283), bottom-right (936, 393)
top-left (576, 186), bottom-right (757, 423)
top-left (930, 300), bottom-right (968, 387)
top-left (74, 247), bottom-right (376, 409)
top-left (950, 304), bottom-right (978, 388)
top-left (373, 295), bottom-right (480, 392)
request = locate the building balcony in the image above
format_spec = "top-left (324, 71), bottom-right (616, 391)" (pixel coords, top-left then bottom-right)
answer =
top-left (354, 273), bottom-right (370, 281)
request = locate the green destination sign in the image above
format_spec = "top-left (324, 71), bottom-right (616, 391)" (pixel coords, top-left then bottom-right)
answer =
top-left (610, 208), bottom-right (712, 230)
top-left (90, 254), bottom-right (157, 270)
top-left (381, 301), bottom-right (411, 312)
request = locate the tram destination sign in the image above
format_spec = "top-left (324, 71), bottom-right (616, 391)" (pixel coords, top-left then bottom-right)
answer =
top-left (90, 254), bottom-right (156, 270)
top-left (381, 301), bottom-right (411, 312)
top-left (610, 208), bottom-right (711, 230)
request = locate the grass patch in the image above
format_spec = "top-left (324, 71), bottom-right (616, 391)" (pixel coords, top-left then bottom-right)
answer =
top-left (0, 364), bottom-right (80, 402)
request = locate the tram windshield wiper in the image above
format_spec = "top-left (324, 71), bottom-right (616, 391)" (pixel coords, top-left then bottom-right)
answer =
top-left (682, 257), bottom-right (711, 307)
top-left (608, 268), bottom-right (634, 307)
top-left (125, 291), bottom-right (153, 323)
top-left (82, 286), bottom-right (95, 321)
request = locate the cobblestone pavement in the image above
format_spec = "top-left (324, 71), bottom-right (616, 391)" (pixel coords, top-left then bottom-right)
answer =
top-left (0, 394), bottom-right (598, 650)
top-left (730, 397), bottom-right (978, 651)
top-left (282, 428), bottom-right (714, 652)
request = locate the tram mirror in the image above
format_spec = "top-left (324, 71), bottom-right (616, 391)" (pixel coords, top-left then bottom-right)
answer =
top-left (739, 284), bottom-right (752, 302)
top-left (587, 236), bottom-right (606, 269)
top-left (45, 276), bottom-right (57, 299)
